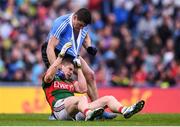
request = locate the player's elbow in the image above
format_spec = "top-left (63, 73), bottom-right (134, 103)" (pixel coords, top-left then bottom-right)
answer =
top-left (44, 73), bottom-right (53, 83)
top-left (46, 45), bottom-right (54, 54)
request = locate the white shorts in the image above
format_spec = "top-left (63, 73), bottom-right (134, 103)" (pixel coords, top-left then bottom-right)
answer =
top-left (53, 99), bottom-right (73, 120)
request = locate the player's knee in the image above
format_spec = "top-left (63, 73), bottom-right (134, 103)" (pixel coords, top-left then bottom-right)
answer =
top-left (104, 96), bottom-right (114, 102)
top-left (86, 69), bottom-right (95, 82)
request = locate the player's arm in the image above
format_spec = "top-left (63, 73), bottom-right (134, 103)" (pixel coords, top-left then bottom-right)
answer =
top-left (73, 58), bottom-right (87, 93)
top-left (44, 42), bottom-right (72, 83)
top-left (83, 33), bottom-right (97, 56)
top-left (83, 33), bottom-right (91, 48)
top-left (46, 36), bottom-right (59, 65)
top-left (47, 17), bottom-right (68, 65)
top-left (44, 57), bottom-right (63, 83)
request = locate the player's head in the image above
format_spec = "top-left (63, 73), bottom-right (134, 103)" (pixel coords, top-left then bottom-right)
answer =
top-left (61, 57), bottom-right (74, 79)
top-left (73, 8), bottom-right (92, 31)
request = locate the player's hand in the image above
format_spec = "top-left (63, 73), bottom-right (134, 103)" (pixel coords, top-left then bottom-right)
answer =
top-left (58, 42), bottom-right (72, 58)
top-left (73, 57), bottom-right (81, 68)
top-left (87, 46), bottom-right (97, 56)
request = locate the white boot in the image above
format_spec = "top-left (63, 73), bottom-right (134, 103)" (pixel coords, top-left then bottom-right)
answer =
top-left (122, 100), bottom-right (145, 119)
top-left (85, 107), bottom-right (104, 121)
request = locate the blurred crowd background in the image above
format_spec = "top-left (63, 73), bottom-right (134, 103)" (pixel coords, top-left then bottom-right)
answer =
top-left (0, 0), bottom-right (180, 88)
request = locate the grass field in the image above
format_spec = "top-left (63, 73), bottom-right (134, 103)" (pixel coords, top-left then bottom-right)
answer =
top-left (0, 114), bottom-right (180, 126)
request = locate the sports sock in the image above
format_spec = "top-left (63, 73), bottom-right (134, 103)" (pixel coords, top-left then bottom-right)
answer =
top-left (83, 109), bottom-right (91, 116)
top-left (118, 106), bottom-right (127, 114)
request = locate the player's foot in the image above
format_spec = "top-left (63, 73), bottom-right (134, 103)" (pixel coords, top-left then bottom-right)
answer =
top-left (85, 107), bottom-right (104, 121)
top-left (75, 112), bottom-right (85, 121)
top-left (48, 113), bottom-right (56, 120)
top-left (123, 100), bottom-right (145, 119)
top-left (100, 111), bottom-right (117, 119)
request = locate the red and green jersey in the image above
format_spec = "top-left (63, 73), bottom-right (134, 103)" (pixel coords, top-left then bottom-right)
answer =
top-left (42, 75), bottom-right (75, 108)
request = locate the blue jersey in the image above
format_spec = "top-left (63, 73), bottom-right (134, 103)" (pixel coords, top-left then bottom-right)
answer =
top-left (47, 13), bottom-right (89, 57)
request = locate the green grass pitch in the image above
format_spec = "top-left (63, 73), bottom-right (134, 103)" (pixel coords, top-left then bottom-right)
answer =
top-left (0, 114), bottom-right (180, 126)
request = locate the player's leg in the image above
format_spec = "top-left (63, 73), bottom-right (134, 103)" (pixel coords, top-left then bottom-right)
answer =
top-left (53, 99), bottom-right (74, 120)
top-left (64, 96), bottom-right (88, 115)
top-left (79, 56), bottom-right (98, 101)
top-left (53, 96), bottom-right (104, 121)
top-left (70, 96), bottom-right (104, 121)
top-left (88, 96), bottom-right (145, 119)
top-left (88, 96), bottom-right (124, 112)
top-left (41, 43), bottom-right (62, 69)
top-left (41, 43), bottom-right (50, 68)
top-left (53, 96), bottom-right (83, 120)
top-left (79, 56), bottom-right (117, 119)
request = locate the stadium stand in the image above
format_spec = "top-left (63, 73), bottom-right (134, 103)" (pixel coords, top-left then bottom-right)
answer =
top-left (0, 0), bottom-right (180, 88)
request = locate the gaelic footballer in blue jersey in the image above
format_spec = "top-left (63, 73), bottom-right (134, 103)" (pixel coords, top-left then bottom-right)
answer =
top-left (41, 8), bottom-right (98, 101)
top-left (41, 8), bottom-right (117, 120)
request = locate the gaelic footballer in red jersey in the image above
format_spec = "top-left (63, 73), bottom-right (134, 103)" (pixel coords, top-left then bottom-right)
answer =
top-left (42, 42), bottom-right (104, 121)
top-left (42, 42), bottom-right (145, 121)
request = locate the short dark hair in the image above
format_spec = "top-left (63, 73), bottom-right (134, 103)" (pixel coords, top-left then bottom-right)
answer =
top-left (75, 8), bottom-right (92, 25)
top-left (61, 56), bottom-right (74, 66)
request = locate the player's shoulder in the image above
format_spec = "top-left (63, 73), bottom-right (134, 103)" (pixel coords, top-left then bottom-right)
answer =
top-left (51, 13), bottom-right (71, 31)
top-left (54, 13), bottom-right (71, 24)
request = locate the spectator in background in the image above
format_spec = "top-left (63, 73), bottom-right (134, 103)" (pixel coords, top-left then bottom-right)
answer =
top-left (113, 1), bottom-right (129, 26)
top-left (157, 14), bottom-right (173, 45)
top-left (174, 17), bottom-right (180, 61)
top-left (0, 0), bottom-right (180, 88)
top-left (137, 4), bottom-right (157, 41)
